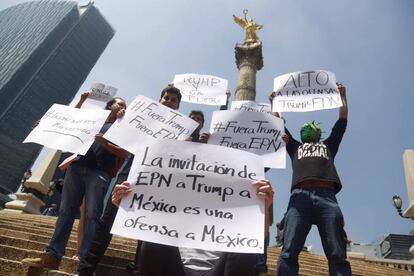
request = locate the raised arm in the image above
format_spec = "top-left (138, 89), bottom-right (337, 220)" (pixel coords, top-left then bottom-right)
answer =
top-left (253, 179), bottom-right (274, 237)
top-left (74, 92), bottom-right (90, 109)
top-left (268, 91), bottom-right (281, 118)
top-left (220, 89), bottom-right (231, 110)
top-left (324, 83), bottom-right (348, 156)
top-left (338, 83), bottom-right (347, 119)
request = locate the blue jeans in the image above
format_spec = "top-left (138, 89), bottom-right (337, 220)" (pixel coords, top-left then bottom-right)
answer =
top-left (276, 187), bottom-right (351, 276)
top-left (45, 164), bottom-right (111, 260)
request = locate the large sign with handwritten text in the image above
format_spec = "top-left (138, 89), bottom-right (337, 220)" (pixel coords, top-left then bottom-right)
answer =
top-left (111, 139), bottom-right (265, 253)
top-left (104, 95), bottom-right (198, 153)
top-left (173, 74), bottom-right (228, 106)
top-left (272, 70), bottom-right (341, 112)
top-left (208, 110), bottom-right (285, 169)
top-left (23, 104), bottom-right (110, 155)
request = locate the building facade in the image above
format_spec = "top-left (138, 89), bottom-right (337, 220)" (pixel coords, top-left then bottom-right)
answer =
top-left (0, 0), bottom-right (114, 202)
top-left (348, 234), bottom-right (414, 261)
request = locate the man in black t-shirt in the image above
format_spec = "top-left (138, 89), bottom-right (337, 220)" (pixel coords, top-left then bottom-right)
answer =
top-left (272, 83), bottom-right (352, 276)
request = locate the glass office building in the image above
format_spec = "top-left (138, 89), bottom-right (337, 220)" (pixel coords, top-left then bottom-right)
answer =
top-left (0, 1), bottom-right (114, 202)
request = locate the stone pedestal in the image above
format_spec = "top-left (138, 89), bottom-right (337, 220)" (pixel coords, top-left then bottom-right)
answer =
top-left (4, 193), bottom-right (45, 214)
top-left (3, 149), bottom-right (62, 214)
top-left (234, 41), bottom-right (263, 101)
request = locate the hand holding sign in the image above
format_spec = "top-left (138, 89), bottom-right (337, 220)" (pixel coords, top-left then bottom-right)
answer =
top-left (112, 182), bottom-right (132, 207)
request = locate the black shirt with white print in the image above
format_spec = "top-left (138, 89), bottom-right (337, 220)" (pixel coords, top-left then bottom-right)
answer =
top-left (285, 118), bottom-right (347, 193)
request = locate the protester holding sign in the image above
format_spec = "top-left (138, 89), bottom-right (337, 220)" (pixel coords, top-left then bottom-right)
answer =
top-left (111, 177), bottom-right (274, 276)
top-left (107, 129), bottom-right (272, 276)
top-left (75, 85), bottom-right (184, 276)
top-left (272, 83), bottom-right (352, 276)
top-left (22, 95), bottom-right (128, 270)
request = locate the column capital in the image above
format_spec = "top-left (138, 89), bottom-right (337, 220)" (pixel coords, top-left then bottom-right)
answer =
top-left (235, 41), bottom-right (263, 71)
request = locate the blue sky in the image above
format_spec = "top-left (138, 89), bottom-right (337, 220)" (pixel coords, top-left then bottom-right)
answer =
top-left (2, 0), bottom-right (414, 254)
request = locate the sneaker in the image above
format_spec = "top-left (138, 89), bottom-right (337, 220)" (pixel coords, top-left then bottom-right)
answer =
top-left (22, 253), bottom-right (60, 270)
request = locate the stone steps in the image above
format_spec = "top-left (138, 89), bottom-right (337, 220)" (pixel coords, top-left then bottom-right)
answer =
top-left (0, 257), bottom-right (73, 276)
top-left (0, 235), bottom-right (134, 267)
top-left (0, 216), bottom-right (137, 251)
top-left (0, 211), bottom-right (136, 275)
top-left (0, 244), bottom-right (132, 275)
top-left (1, 211), bottom-right (413, 275)
top-left (266, 246), bottom-right (414, 276)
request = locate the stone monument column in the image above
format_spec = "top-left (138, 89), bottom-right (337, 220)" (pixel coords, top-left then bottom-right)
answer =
top-left (233, 9), bottom-right (264, 101)
top-left (235, 42), bottom-right (263, 101)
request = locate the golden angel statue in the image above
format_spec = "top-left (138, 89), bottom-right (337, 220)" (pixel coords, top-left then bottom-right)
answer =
top-left (233, 9), bottom-right (263, 43)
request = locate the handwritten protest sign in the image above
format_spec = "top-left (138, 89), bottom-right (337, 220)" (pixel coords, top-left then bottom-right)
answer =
top-left (173, 74), bottom-right (228, 106)
top-left (231, 101), bottom-right (272, 114)
top-left (272, 70), bottom-right (342, 112)
top-left (103, 95), bottom-right (198, 153)
top-left (111, 139), bottom-right (265, 253)
top-left (23, 104), bottom-right (110, 155)
top-left (88, 83), bottom-right (117, 102)
top-left (208, 110), bottom-right (285, 168)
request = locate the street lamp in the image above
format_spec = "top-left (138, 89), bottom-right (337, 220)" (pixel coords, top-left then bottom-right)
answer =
top-left (20, 170), bottom-right (32, 192)
top-left (392, 195), bottom-right (414, 220)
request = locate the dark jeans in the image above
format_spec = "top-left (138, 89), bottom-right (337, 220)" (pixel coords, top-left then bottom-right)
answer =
top-left (77, 157), bottom-right (133, 275)
top-left (276, 187), bottom-right (352, 276)
top-left (138, 242), bottom-right (257, 276)
top-left (45, 165), bottom-right (111, 260)
top-left (77, 195), bottom-right (119, 275)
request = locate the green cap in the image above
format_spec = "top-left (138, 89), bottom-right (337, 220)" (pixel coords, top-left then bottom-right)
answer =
top-left (300, 121), bottom-right (321, 143)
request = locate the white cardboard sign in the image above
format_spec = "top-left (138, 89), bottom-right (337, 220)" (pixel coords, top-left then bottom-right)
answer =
top-left (231, 101), bottom-right (272, 114)
top-left (111, 139), bottom-right (265, 253)
top-left (103, 95), bottom-right (198, 154)
top-left (272, 70), bottom-right (342, 112)
top-left (89, 83), bottom-right (118, 102)
top-left (23, 104), bottom-right (110, 155)
top-left (208, 110), bottom-right (285, 169)
top-left (173, 74), bottom-right (228, 106)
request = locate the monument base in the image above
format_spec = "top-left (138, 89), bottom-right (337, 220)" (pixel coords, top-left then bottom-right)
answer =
top-left (4, 193), bottom-right (45, 214)
top-left (0, 193), bottom-right (12, 207)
